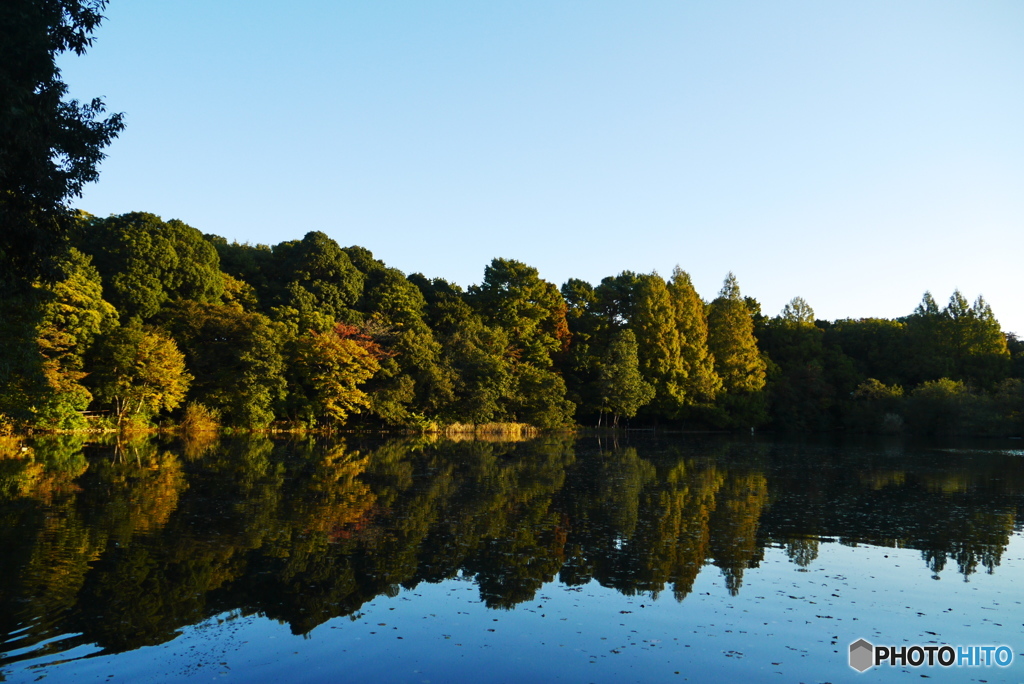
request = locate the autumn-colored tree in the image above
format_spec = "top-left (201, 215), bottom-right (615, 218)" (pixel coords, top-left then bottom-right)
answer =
top-left (631, 273), bottom-right (685, 417)
top-left (668, 267), bottom-right (721, 405)
top-left (707, 273), bottom-right (766, 394)
top-left (90, 322), bottom-right (192, 424)
top-left (295, 323), bottom-right (382, 426)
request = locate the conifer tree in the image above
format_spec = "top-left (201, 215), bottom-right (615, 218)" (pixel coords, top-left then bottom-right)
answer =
top-left (941, 291), bottom-right (1010, 386)
top-left (668, 267), bottom-right (721, 404)
top-left (706, 273), bottom-right (766, 394)
top-left (631, 273), bottom-right (685, 417)
top-left (905, 291), bottom-right (947, 383)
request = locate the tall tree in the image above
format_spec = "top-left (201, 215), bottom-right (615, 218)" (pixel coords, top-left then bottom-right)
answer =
top-left (270, 232), bottom-right (363, 324)
top-left (3, 248), bottom-right (117, 427)
top-left (469, 258), bottom-right (570, 368)
top-left (630, 273), bottom-right (685, 417)
top-left (468, 259), bottom-right (575, 426)
top-left (667, 267), bottom-right (721, 405)
top-left (757, 297), bottom-right (837, 431)
top-left (903, 291), bottom-right (947, 383)
top-left (0, 0), bottom-right (124, 283)
top-left (559, 278), bottom-right (602, 418)
top-left (941, 291), bottom-right (1010, 387)
top-left (706, 273), bottom-right (766, 394)
top-left (344, 247), bottom-right (455, 425)
top-left (159, 301), bottom-right (286, 428)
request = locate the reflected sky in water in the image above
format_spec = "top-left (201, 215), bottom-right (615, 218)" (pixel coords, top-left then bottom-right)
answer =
top-left (1, 434), bottom-right (1023, 682)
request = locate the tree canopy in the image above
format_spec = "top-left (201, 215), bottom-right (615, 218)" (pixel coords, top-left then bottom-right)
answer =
top-left (0, 0), bottom-right (124, 282)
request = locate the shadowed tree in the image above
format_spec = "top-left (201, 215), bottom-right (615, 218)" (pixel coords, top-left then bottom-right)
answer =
top-left (597, 329), bottom-right (655, 427)
top-left (0, 0), bottom-right (125, 284)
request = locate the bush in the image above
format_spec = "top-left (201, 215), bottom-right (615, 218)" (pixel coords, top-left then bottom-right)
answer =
top-left (179, 402), bottom-right (221, 434)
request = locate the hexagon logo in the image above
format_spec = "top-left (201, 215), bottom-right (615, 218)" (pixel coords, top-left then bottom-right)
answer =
top-left (849, 638), bottom-right (874, 672)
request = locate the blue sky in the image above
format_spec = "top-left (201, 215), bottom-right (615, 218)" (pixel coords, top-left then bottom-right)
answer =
top-left (59, 1), bottom-right (1024, 333)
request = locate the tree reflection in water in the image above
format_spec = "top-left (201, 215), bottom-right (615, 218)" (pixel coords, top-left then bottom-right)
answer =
top-left (1, 434), bottom-right (1021, 666)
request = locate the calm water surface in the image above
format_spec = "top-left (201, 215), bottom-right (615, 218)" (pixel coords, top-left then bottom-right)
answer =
top-left (1, 433), bottom-right (1022, 682)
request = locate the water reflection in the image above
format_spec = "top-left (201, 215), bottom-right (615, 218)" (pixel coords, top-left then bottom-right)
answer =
top-left (1, 434), bottom-right (1022, 667)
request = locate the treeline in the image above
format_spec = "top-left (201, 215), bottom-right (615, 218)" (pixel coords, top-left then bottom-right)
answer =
top-left (1, 211), bottom-right (1022, 435)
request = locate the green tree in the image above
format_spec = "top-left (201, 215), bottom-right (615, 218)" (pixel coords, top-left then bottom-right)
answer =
top-left (846, 378), bottom-right (904, 433)
top-left (0, 247), bottom-right (116, 428)
top-left (667, 267), bottom-right (721, 405)
top-left (159, 301), bottom-right (286, 428)
top-left (469, 259), bottom-right (575, 426)
top-left (707, 273), bottom-right (766, 394)
top-left (904, 378), bottom-right (970, 436)
top-left (631, 273), bottom-right (685, 418)
top-left (941, 291), bottom-right (1009, 387)
top-left (824, 318), bottom-right (907, 387)
top-left (77, 212), bottom-right (225, 320)
top-left (90, 322), bottom-right (192, 424)
top-left (270, 232), bottom-right (363, 323)
top-left (780, 296), bottom-right (815, 325)
top-left (344, 248), bottom-right (455, 425)
top-left (904, 291), bottom-right (947, 383)
top-left (597, 329), bottom-right (655, 427)
top-left (32, 247), bottom-right (117, 427)
top-left (0, 0), bottom-right (124, 283)
top-left (469, 258), bottom-right (570, 368)
top-left (422, 289), bottom-right (515, 424)
top-left (559, 278), bottom-right (601, 417)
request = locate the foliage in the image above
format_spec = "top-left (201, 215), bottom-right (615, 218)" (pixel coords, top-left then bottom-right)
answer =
top-left (668, 267), bottom-right (721, 406)
top-left (630, 274), bottom-right (685, 418)
top-left (294, 323), bottom-right (382, 426)
top-left (469, 258), bottom-right (570, 368)
top-left (707, 273), bottom-right (766, 395)
top-left (597, 329), bottom-right (655, 426)
top-left (89, 322), bottom-right (192, 424)
top-left (158, 301), bottom-right (285, 429)
top-left (0, 0), bottom-right (124, 282)
top-left (179, 402), bottom-right (220, 434)
top-left (32, 248), bottom-right (116, 428)
top-left (76, 212), bottom-right (225, 320)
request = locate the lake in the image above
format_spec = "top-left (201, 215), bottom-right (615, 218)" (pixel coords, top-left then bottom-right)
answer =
top-left (1, 433), bottom-right (1022, 682)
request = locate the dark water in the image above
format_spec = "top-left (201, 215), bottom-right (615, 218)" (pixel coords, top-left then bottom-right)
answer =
top-left (1, 433), bottom-right (1023, 682)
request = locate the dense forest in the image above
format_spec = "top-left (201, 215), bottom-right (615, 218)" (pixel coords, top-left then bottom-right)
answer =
top-left (0, 210), bottom-right (1021, 436)
top-left (2, 1), bottom-right (1022, 437)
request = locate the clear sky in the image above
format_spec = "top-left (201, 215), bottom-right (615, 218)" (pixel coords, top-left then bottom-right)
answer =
top-left (59, 0), bottom-right (1024, 334)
